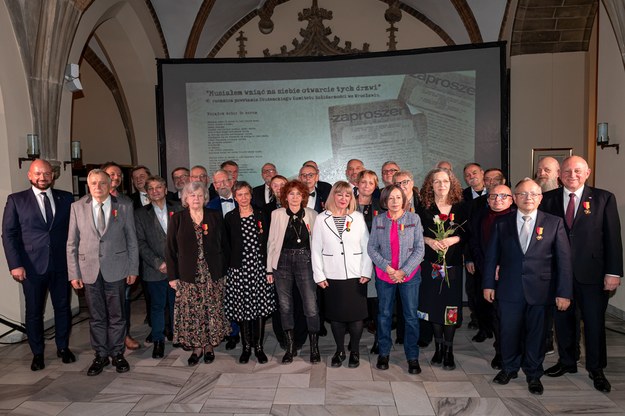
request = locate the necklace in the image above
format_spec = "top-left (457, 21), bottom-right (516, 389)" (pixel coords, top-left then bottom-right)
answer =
top-left (290, 215), bottom-right (304, 243)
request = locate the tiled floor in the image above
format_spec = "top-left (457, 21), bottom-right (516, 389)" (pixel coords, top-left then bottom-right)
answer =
top-left (1, 304), bottom-right (625, 416)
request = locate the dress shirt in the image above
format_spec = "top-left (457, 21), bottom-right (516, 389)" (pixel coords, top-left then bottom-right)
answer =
top-left (307, 188), bottom-right (317, 210)
top-left (140, 192), bottom-right (150, 206)
top-left (264, 185), bottom-right (271, 204)
top-left (516, 209), bottom-right (537, 253)
top-left (153, 202), bottom-right (168, 233)
top-left (91, 196), bottom-right (112, 230)
top-left (471, 188), bottom-right (487, 199)
top-left (31, 186), bottom-right (56, 221)
top-left (220, 197), bottom-right (235, 217)
top-left (562, 185), bottom-right (584, 220)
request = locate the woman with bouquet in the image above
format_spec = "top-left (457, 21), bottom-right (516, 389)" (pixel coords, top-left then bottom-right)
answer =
top-left (417, 168), bottom-right (468, 371)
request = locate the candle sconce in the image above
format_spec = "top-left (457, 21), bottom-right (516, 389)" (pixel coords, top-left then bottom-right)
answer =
top-left (597, 123), bottom-right (620, 154)
top-left (64, 140), bottom-right (82, 170)
top-left (18, 134), bottom-right (40, 168)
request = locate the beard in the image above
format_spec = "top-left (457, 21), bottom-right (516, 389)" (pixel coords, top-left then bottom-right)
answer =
top-left (538, 177), bottom-right (559, 192)
top-left (30, 179), bottom-right (51, 191)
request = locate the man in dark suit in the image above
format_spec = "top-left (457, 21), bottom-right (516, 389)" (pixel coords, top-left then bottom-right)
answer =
top-left (484, 178), bottom-right (573, 395)
top-left (129, 165), bottom-right (151, 209)
top-left (2, 159), bottom-right (75, 371)
top-left (170, 167), bottom-right (190, 201)
top-left (462, 162), bottom-right (487, 202)
top-left (252, 163), bottom-right (277, 209)
top-left (541, 155), bottom-right (623, 393)
top-left (299, 164), bottom-right (329, 213)
top-left (67, 169), bottom-right (139, 376)
top-left (135, 175), bottom-right (182, 359)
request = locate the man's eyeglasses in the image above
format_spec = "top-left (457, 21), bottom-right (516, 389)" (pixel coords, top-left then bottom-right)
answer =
top-left (394, 179), bottom-right (411, 187)
top-left (382, 168), bottom-right (399, 175)
top-left (190, 174), bottom-right (208, 180)
top-left (173, 174), bottom-right (189, 180)
top-left (514, 192), bottom-right (542, 199)
top-left (487, 193), bottom-right (512, 201)
top-left (299, 173), bottom-right (316, 179)
top-left (262, 169), bottom-right (276, 174)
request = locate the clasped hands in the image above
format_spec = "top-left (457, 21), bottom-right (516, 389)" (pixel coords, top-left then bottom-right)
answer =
top-left (385, 265), bottom-right (406, 284)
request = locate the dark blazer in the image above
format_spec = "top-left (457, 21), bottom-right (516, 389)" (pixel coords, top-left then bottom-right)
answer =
top-left (540, 186), bottom-right (623, 284)
top-left (483, 211), bottom-right (573, 305)
top-left (130, 191), bottom-right (146, 210)
top-left (206, 196), bottom-right (238, 215)
top-left (224, 207), bottom-right (268, 269)
top-left (166, 208), bottom-right (228, 283)
top-left (208, 183), bottom-right (218, 201)
top-left (468, 204), bottom-right (515, 272)
top-left (167, 191), bottom-right (178, 201)
top-left (135, 200), bottom-right (182, 282)
top-left (317, 181), bottom-right (332, 196)
top-left (2, 188), bottom-right (74, 275)
top-left (312, 184), bottom-right (330, 213)
top-left (252, 184), bottom-right (270, 209)
top-left (463, 186), bottom-right (487, 202)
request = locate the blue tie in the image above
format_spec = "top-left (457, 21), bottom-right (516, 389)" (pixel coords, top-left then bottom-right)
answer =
top-left (221, 198), bottom-right (233, 203)
top-left (41, 192), bottom-right (53, 228)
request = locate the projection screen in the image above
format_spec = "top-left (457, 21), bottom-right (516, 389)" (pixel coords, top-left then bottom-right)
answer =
top-left (157, 42), bottom-right (507, 188)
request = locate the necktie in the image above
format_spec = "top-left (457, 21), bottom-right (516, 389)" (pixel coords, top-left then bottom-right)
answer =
top-left (97, 203), bottom-right (106, 235)
top-left (353, 187), bottom-right (359, 198)
top-left (309, 191), bottom-right (316, 198)
top-left (221, 198), bottom-right (233, 203)
top-left (41, 192), bottom-right (53, 227)
top-left (520, 215), bottom-right (532, 253)
top-left (565, 193), bottom-right (575, 228)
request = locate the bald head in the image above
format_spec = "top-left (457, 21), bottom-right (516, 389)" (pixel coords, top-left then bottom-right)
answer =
top-left (561, 155), bottom-right (590, 193)
top-left (534, 156), bottom-right (560, 192)
top-left (28, 159), bottom-right (54, 191)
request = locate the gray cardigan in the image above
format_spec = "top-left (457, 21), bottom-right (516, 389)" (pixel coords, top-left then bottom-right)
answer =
top-left (367, 211), bottom-right (425, 277)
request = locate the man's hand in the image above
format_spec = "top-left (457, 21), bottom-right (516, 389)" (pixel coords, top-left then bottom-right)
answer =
top-left (158, 262), bottom-right (167, 274)
top-left (267, 274), bottom-right (274, 284)
top-left (126, 275), bottom-right (138, 285)
top-left (70, 279), bottom-right (84, 290)
top-left (483, 289), bottom-right (495, 303)
top-left (169, 279), bottom-right (178, 290)
top-left (465, 262), bottom-right (475, 275)
top-left (604, 275), bottom-right (621, 291)
top-left (555, 297), bottom-right (571, 311)
top-left (10, 267), bottom-right (26, 282)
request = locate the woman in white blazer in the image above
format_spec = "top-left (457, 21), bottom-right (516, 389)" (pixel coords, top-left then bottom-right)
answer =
top-left (311, 181), bottom-right (373, 368)
top-left (266, 180), bottom-right (320, 364)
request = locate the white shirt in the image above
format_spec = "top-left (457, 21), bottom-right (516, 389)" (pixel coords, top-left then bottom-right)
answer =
top-left (264, 185), bottom-right (272, 204)
top-left (220, 195), bottom-right (235, 217)
top-left (31, 186), bottom-right (55, 222)
top-left (91, 196), bottom-right (112, 230)
top-left (562, 185), bottom-right (584, 220)
top-left (471, 188), bottom-right (487, 199)
top-left (153, 203), bottom-right (168, 233)
top-left (516, 209), bottom-right (538, 252)
top-left (307, 187), bottom-right (317, 210)
top-left (140, 192), bottom-right (150, 206)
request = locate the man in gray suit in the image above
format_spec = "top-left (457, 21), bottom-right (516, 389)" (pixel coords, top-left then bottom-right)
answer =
top-left (135, 176), bottom-right (182, 359)
top-left (67, 169), bottom-right (139, 376)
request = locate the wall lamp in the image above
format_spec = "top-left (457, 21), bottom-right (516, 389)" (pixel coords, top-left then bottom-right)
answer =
top-left (597, 122), bottom-right (620, 154)
top-left (18, 134), bottom-right (40, 168)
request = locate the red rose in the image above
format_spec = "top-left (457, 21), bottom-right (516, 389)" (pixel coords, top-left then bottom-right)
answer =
top-left (438, 214), bottom-right (448, 221)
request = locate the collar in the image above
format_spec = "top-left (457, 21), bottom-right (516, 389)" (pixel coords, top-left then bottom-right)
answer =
top-left (564, 185), bottom-right (585, 200)
top-left (32, 186), bottom-right (52, 197)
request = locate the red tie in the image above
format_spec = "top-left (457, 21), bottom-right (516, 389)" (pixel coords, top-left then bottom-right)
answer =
top-left (565, 193), bottom-right (575, 228)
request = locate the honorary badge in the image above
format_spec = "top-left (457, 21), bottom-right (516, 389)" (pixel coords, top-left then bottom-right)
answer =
top-left (583, 201), bottom-right (591, 215)
top-left (536, 226), bottom-right (543, 240)
top-left (202, 223), bottom-right (208, 235)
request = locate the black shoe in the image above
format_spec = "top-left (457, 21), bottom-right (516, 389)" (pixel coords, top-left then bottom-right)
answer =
top-left (442, 345), bottom-right (455, 371)
top-left (57, 348), bottom-right (76, 364)
top-left (152, 341), bottom-right (165, 359)
top-left (30, 354), bottom-right (45, 371)
top-left (430, 343), bottom-right (443, 366)
top-left (309, 333), bottom-right (321, 364)
top-left (545, 362), bottom-right (577, 377)
top-left (589, 370), bottom-right (612, 393)
top-left (165, 329), bottom-right (173, 342)
top-left (112, 354), bottom-right (130, 373)
top-left (493, 370), bottom-right (518, 385)
top-left (254, 347), bottom-right (268, 364)
top-left (490, 354), bottom-right (502, 370)
top-left (204, 350), bottom-right (215, 364)
top-left (467, 319), bottom-right (479, 330)
top-left (418, 340), bottom-right (430, 348)
top-left (331, 351), bottom-right (346, 367)
top-left (225, 335), bottom-right (239, 350)
top-left (188, 352), bottom-right (202, 366)
top-left (471, 331), bottom-right (493, 343)
top-left (319, 325), bottom-right (328, 337)
top-left (145, 333), bottom-right (153, 344)
top-left (528, 378), bottom-right (544, 395)
top-left (408, 360), bottom-right (421, 374)
top-left (370, 340), bottom-right (379, 355)
top-left (239, 347), bottom-right (252, 364)
top-left (348, 352), bottom-right (360, 368)
top-left (376, 355), bottom-right (389, 370)
top-left (87, 355), bottom-right (110, 376)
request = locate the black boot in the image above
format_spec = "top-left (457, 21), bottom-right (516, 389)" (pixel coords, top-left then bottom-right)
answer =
top-left (253, 318), bottom-right (268, 364)
top-left (282, 330), bottom-right (296, 364)
top-left (239, 321), bottom-right (252, 364)
top-left (430, 341), bottom-right (443, 366)
top-left (309, 332), bottom-right (321, 364)
top-left (443, 344), bottom-right (456, 371)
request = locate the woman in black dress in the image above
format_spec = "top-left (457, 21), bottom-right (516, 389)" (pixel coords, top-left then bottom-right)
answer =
top-left (224, 181), bottom-right (276, 364)
top-left (417, 168), bottom-right (468, 371)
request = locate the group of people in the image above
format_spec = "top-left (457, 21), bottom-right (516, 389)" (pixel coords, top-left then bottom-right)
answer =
top-left (1, 155), bottom-right (621, 396)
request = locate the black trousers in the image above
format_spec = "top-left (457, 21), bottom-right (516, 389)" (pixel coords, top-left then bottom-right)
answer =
top-left (84, 273), bottom-right (126, 357)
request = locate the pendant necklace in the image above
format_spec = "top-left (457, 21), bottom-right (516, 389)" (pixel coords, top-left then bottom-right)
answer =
top-left (291, 215), bottom-right (303, 243)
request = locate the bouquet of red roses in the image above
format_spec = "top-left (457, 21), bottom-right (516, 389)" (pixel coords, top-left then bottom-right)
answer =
top-left (430, 213), bottom-right (465, 292)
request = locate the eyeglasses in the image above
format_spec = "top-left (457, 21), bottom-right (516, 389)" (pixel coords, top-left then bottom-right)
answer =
top-left (487, 193), bottom-right (512, 201)
top-left (262, 168), bottom-right (276, 174)
top-left (382, 168), bottom-right (399, 175)
top-left (173, 174), bottom-right (189, 180)
top-left (190, 174), bottom-right (208, 180)
top-left (514, 192), bottom-right (542, 199)
top-left (394, 179), bottom-right (411, 187)
top-left (299, 173), bottom-right (316, 179)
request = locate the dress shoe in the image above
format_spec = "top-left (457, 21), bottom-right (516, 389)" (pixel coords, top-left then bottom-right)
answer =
top-left (112, 353), bottom-right (130, 373)
top-left (442, 345), bottom-right (455, 371)
top-left (370, 340), bottom-right (379, 355)
top-left (430, 342), bottom-right (443, 366)
top-left (254, 347), bottom-right (268, 364)
top-left (471, 331), bottom-right (493, 343)
top-left (490, 354), bottom-right (502, 370)
top-left (187, 352), bottom-right (202, 366)
top-left (467, 319), bottom-right (479, 330)
top-left (30, 354), bottom-right (45, 371)
top-left (408, 359), bottom-right (421, 374)
top-left (145, 333), bottom-right (153, 344)
top-left (589, 370), bottom-right (611, 393)
top-left (331, 351), bottom-right (346, 367)
top-left (57, 348), bottom-right (76, 364)
top-left (152, 340), bottom-right (165, 359)
top-left (125, 335), bottom-right (140, 350)
top-left (493, 370), bottom-right (518, 385)
top-left (239, 346), bottom-right (252, 364)
top-left (348, 352), bottom-right (360, 368)
top-left (225, 335), bottom-right (239, 350)
top-left (545, 362), bottom-right (577, 377)
top-left (204, 350), bottom-right (215, 364)
top-left (527, 378), bottom-right (544, 395)
top-left (87, 355), bottom-right (110, 376)
top-left (376, 355), bottom-right (389, 370)
top-left (309, 333), bottom-right (321, 364)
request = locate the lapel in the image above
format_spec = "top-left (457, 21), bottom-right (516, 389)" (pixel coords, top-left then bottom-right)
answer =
top-left (322, 211), bottom-right (354, 240)
top-left (524, 211), bottom-right (543, 254)
top-left (507, 212), bottom-right (525, 254)
top-left (102, 196), bottom-right (119, 236)
top-left (146, 204), bottom-right (167, 238)
top-left (571, 186), bottom-right (592, 230)
top-left (28, 189), bottom-right (49, 227)
top-left (83, 195), bottom-right (99, 236)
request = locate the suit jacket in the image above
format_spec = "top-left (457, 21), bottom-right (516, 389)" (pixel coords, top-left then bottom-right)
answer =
top-left (66, 195), bottom-right (139, 284)
top-left (252, 184), bottom-right (270, 209)
top-left (224, 207), bottom-right (268, 268)
top-left (206, 196), bottom-right (238, 215)
top-left (311, 210), bottom-right (373, 283)
top-left (2, 188), bottom-right (74, 275)
top-left (312, 185), bottom-right (330, 213)
top-left (267, 207), bottom-right (317, 272)
top-left (166, 208), bottom-right (228, 283)
top-left (135, 200), bottom-right (182, 282)
top-left (483, 211), bottom-right (573, 305)
top-left (540, 186), bottom-right (623, 284)
top-left (463, 186), bottom-right (486, 202)
top-left (130, 191), bottom-right (148, 210)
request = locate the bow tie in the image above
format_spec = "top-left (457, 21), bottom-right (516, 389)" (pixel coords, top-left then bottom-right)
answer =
top-left (220, 198), bottom-right (233, 203)
top-left (309, 191), bottom-right (316, 197)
